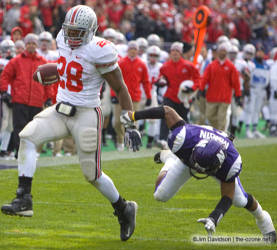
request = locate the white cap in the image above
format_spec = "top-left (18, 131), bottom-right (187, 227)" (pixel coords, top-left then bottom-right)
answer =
top-left (24, 33), bottom-right (39, 46)
top-left (170, 42), bottom-right (183, 53)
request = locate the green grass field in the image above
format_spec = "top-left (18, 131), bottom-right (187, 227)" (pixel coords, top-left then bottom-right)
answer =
top-left (0, 144), bottom-right (277, 250)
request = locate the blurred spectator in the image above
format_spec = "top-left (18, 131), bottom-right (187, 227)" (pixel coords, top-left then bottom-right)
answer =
top-left (0, 34), bottom-right (54, 158)
top-left (15, 40), bottom-right (25, 54)
top-left (3, 0), bottom-right (21, 36)
top-left (11, 26), bottom-right (23, 42)
top-left (200, 42), bottom-right (241, 131)
top-left (159, 42), bottom-right (200, 140)
top-left (115, 41), bottom-right (151, 151)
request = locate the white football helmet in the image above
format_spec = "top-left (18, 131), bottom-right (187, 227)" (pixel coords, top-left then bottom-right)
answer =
top-left (147, 34), bottom-right (161, 47)
top-left (136, 37), bottom-right (148, 49)
top-left (230, 38), bottom-right (240, 49)
top-left (39, 31), bottom-right (53, 42)
top-left (243, 44), bottom-right (256, 60)
top-left (102, 28), bottom-right (117, 42)
top-left (62, 5), bottom-right (98, 49)
top-left (216, 35), bottom-right (229, 45)
top-left (0, 39), bottom-right (15, 59)
top-left (228, 45), bottom-right (238, 61)
top-left (115, 31), bottom-right (126, 44)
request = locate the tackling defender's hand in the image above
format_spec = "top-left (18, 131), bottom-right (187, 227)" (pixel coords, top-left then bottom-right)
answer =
top-left (120, 111), bottom-right (142, 152)
top-left (197, 217), bottom-right (216, 236)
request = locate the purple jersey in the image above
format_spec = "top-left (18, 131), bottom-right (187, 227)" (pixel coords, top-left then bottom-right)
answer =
top-left (168, 124), bottom-right (242, 182)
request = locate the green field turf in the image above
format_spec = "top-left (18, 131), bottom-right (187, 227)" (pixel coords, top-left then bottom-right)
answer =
top-left (0, 144), bottom-right (276, 250)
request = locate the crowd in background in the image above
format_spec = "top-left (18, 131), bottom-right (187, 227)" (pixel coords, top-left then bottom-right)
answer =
top-left (0, 0), bottom-right (277, 159)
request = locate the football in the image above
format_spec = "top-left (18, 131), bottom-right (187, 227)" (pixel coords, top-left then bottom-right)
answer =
top-left (33, 63), bottom-right (60, 85)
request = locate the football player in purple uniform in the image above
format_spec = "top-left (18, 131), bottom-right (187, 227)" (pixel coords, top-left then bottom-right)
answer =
top-left (121, 106), bottom-right (276, 243)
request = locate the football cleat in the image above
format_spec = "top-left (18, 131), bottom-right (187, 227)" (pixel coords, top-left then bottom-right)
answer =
top-left (154, 152), bottom-right (162, 164)
top-left (114, 201), bottom-right (138, 241)
top-left (1, 188), bottom-right (33, 217)
top-left (264, 231), bottom-right (276, 244)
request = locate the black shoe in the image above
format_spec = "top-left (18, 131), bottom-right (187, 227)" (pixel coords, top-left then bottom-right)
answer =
top-left (1, 188), bottom-right (33, 217)
top-left (146, 142), bottom-right (152, 149)
top-left (114, 201), bottom-right (138, 241)
top-left (264, 231), bottom-right (276, 244)
top-left (154, 152), bottom-right (162, 164)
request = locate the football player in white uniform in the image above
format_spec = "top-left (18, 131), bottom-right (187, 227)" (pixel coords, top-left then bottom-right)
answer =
top-left (37, 31), bottom-right (59, 61)
top-left (147, 34), bottom-right (169, 63)
top-left (0, 40), bottom-right (15, 158)
top-left (227, 45), bottom-right (250, 135)
top-left (145, 45), bottom-right (163, 148)
top-left (1, 5), bottom-right (140, 242)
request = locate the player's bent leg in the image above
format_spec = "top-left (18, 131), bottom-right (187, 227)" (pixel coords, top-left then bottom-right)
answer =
top-left (154, 156), bottom-right (191, 202)
top-left (1, 106), bottom-right (69, 217)
top-left (233, 177), bottom-right (276, 243)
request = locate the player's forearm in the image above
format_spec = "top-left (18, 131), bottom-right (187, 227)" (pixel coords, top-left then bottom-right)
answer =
top-left (117, 85), bottom-right (133, 111)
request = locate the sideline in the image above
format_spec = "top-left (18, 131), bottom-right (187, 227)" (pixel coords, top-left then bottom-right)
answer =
top-left (0, 137), bottom-right (277, 169)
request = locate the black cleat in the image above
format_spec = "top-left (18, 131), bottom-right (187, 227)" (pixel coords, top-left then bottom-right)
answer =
top-left (1, 188), bottom-right (33, 217)
top-left (154, 152), bottom-right (162, 164)
top-left (264, 231), bottom-right (276, 244)
top-left (114, 201), bottom-right (138, 241)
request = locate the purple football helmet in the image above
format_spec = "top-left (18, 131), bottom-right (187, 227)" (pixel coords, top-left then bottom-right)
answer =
top-left (189, 139), bottom-right (226, 179)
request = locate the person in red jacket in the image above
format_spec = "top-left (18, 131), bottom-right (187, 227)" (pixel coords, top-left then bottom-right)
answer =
top-left (114, 41), bottom-right (151, 150)
top-left (0, 33), bottom-right (53, 157)
top-left (200, 42), bottom-right (241, 131)
top-left (158, 42), bottom-right (200, 140)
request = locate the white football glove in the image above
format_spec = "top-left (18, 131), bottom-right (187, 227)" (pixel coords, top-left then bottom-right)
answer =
top-left (120, 111), bottom-right (134, 128)
top-left (197, 217), bottom-right (216, 236)
top-left (124, 127), bottom-right (142, 152)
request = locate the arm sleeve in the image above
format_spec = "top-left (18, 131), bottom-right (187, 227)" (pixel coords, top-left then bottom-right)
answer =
top-left (0, 60), bottom-right (15, 92)
top-left (141, 64), bottom-right (151, 99)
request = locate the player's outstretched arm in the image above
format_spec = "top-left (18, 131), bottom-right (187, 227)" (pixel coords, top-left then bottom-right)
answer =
top-left (102, 67), bottom-right (133, 111)
top-left (121, 106), bottom-right (183, 130)
top-left (198, 181), bottom-right (234, 235)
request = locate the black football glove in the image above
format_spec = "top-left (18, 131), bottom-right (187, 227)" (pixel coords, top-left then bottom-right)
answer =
top-left (274, 90), bottom-right (277, 99)
top-left (1, 92), bottom-right (12, 108)
top-left (145, 98), bottom-right (152, 107)
top-left (44, 98), bottom-right (52, 107)
top-left (235, 96), bottom-right (243, 107)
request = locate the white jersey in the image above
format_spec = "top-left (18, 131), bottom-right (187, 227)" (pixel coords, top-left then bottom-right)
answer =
top-left (233, 58), bottom-right (248, 90)
top-left (37, 49), bottom-right (59, 61)
top-left (160, 50), bottom-right (169, 63)
top-left (116, 43), bottom-right (128, 58)
top-left (0, 58), bottom-right (11, 94)
top-left (270, 61), bottom-right (277, 91)
top-left (56, 31), bottom-right (118, 108)
top-left (146, 61), bottom-right (162, 84)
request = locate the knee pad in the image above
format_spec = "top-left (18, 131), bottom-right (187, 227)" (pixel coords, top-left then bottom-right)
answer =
top-left (78, 128), bottom-right (98, 152)
top-left (19, 120), bottom-right (39, 145)
top-left (244, 193), bottom-right (254, 210)
top-left (80, 156), bottom-right (99, 183)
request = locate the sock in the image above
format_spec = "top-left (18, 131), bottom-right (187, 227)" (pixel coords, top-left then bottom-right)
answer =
top-left (112, 196), bottom-right (127, 213)
top-left (251, 202), bottom-right (263, 219)
top-left (93, 172), bottom-right (120, 203)
top-left (18, 139), bottom-right (37, 177)
top-left (18, 176), bottom-right (32, 194)
top-left (253, 124), bottom-right (257, 132)
top-left (245, 124), bottom-right (250, 131)
top-left (134, 106), bottom-right (165, 121)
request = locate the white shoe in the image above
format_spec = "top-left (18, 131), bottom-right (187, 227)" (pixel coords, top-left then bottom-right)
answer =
top-left (246, 130), bottom-right (254, 139)
top-left (253, 130), bottom-right (266, 139)
top-left (64, 152), bottom-right (72, 156)
top-left (256, 210), bottom-right (275, 235)
top-left (55, 152), bottom-right (63, 157)
top-left (117, 143), bottom-right (124, 152)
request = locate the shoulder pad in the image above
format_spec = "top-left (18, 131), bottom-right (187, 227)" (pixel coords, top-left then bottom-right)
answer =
top-left (89, 37), bottom-right (118, 66)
